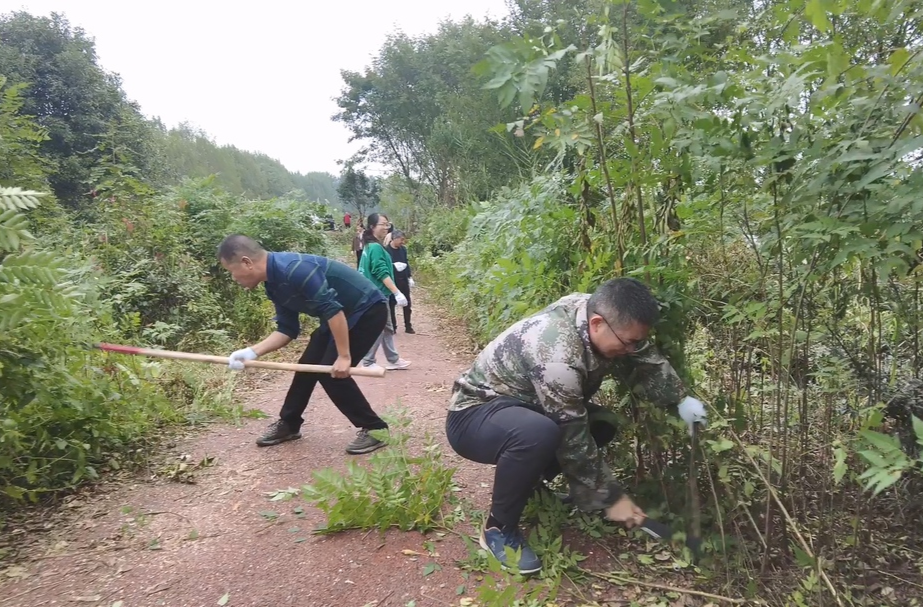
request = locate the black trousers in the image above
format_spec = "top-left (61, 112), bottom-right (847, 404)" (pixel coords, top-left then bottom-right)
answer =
top-left (389, 279), bottom-right (412, 329)
top-left (279, 302), bottom-right (389, 431)
top-left (445, 396), bottom-right (617, 529)
top-left (355, 250), bottom-right (362, 267)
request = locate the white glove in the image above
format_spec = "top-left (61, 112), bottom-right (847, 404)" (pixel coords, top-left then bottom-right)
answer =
top-left (408, 278), bottom-right (415, 288)
top-left (677, 396), bottom-right (707, 434)
top-left (228, 347), bottom-right (257, 370)
top-left (394, 292), bottom-right (408, 307)
top-left (393, 262), bottom-right (408, 272)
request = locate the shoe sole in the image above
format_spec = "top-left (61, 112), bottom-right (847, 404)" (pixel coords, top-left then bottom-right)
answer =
top-left (478, 533), bottom-right (542, 575)
top-left (345, 440), bottom-right (387, 455)
top-left (255, 433), bottom-right (302, 447)
top-left (385, 365), bottom-right (411, 370)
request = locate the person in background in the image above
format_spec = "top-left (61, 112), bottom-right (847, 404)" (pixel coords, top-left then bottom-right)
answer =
top-left (387, 230), bottom-right (415, 334)
top-left (351, 226), bottom-right (363, 268)
top-left (344, 212), bottom-right (352, 230)
top-left (444, 278), bottom-right (708, 573)
top-left (217, 234), bottom-right (390, 455)
top-left (358, 213), bottom-right (412, 371)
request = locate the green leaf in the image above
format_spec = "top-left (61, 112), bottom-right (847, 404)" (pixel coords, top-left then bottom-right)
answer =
top-left (422, 562), bottom-right (441, 576)
top-left (859, 430), bottom-right (900, 454)
top-left (833, 447), bottom-right (847, 485)
top-left (217, 592), bottom-right (230, 606)
top-left (793, 545), bottom-right (816, 568)
top-left (805, 0), bottom-right (831, 32)
top-left (913, 416), bottom-right (923, 446)
top-left (889, 47), bottom-right (911, 76)
top-left (708, 438), bottom-right (734, 453)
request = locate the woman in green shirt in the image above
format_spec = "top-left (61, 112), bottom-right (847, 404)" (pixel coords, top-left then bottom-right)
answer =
top-left (358, 213), bottom-right (412, 370)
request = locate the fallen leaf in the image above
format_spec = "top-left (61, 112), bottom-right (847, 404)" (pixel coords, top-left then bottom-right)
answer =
top-left (402, 549), bottom-right (425, 556)
top-left (217, 592), bottom-right (230, 606)
top-left (3, 565), bottom-right (29, 579)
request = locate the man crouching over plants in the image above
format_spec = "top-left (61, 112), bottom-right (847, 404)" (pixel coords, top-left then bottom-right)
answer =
top-left (445, 278), bottom-right (708, 574)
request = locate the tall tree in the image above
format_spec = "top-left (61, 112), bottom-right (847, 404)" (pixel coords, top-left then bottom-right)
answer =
top-left (337, 165), bottom-right (379, 221)
top-left (0, 12), bottom-right (140, 205)
top-left (334, 18), bottom-right (526, 207)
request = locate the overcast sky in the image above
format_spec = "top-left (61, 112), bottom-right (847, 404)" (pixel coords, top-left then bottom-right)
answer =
top-left (2, 0), bottom-right (511, 176)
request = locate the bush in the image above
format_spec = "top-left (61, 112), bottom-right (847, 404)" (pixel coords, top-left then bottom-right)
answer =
top-left (0, 189), bottom-right (181, 501)
top-left (429, 175), bottom-right (582, 344)
top-left (0, 178), bottom-right (332, 504)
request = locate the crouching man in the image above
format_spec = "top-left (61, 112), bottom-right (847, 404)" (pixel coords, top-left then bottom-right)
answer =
top-left (445, 278), bottom-right (707, 573)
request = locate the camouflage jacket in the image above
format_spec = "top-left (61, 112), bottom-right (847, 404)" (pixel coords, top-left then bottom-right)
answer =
top-left (449, 294), bottom-right (688, 511)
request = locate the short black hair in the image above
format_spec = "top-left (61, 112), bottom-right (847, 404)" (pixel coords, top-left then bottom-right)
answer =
top-left (587, 277), bottom-right (660, 328)
top-left (217, 234), bottom-right (266, 263)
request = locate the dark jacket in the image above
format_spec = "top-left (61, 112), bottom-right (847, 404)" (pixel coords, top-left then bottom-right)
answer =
top-left (264, 252), bottom-right (385, 339)
top-left (386, 243), bottom-right (411, 283)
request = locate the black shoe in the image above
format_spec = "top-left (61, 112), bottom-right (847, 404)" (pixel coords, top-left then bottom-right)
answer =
top-left (345, 428), bottom-right (387, 455)
top-left (404, 326), bottom-right (416, 334)
top-left (256, 420), bottom-right (302, 447)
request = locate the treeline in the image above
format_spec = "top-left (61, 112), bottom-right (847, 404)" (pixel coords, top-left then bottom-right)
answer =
top-left (0, 11), bottom-right (339, 204)
top-left (351, 0), bottom-right (923, 603)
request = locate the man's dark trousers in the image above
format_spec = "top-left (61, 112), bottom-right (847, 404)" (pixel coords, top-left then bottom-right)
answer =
top-left (278, 302), bottom-right (389, 430)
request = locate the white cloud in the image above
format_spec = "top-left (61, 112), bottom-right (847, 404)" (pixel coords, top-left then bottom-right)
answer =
top-left (2, 0), bottom-right (510, 175)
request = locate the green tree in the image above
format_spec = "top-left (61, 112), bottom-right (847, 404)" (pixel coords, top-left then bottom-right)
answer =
top-left (334, 18), bottom-right (525, 207)
top-left (0, 12), bottom-right (141, 205)
top-left (0, 75), bottom-right (50, 189)
top-left (337, 165), bottom-right (379, 221)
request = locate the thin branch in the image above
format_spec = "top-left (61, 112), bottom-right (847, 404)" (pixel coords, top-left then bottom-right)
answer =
top-left (586, 570), bottom-right (749, 604)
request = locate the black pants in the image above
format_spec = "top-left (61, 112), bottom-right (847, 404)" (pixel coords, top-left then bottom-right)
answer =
top-left (445, 396), bottom-right (617, 529)
top-left (389, 279), bottom-right (412, 329)
top-left (279, 302), bottom-right (389, 431)
top-left (355, 250), bottom-right (362, 267)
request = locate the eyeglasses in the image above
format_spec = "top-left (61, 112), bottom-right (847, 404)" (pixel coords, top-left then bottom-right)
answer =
top-left (595, 313), bottom-right (645, 352)
top-left (376, 221), bottom-right (392, 228)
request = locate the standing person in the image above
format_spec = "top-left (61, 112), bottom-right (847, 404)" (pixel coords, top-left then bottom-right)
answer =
top-left (445, 278), bottom-right (708, 573)
top-left (351, 226), bottom-right (363, 268)
top-left (387, 230), bottom-right (415, 334)
top-left (218, 234), bottom-right (390, 455)
top-left (358, 213), bottom-right (412, 371)
top-left (344, 212), bottom-right (351, 229)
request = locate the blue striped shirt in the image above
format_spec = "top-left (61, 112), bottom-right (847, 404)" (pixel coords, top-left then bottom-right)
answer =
top-left (263, 252), bottom-right (386, 339)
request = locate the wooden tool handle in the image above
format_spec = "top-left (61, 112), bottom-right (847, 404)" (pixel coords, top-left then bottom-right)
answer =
top-left (94, 343), bottom-right (386, 378)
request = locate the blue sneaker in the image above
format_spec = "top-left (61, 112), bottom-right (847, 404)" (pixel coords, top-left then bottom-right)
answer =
top-left (479, 526), bottom-right (542, 574)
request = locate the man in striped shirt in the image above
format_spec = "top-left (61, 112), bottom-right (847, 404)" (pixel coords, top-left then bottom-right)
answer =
top-left (218, 234), bottom-right (390, 454)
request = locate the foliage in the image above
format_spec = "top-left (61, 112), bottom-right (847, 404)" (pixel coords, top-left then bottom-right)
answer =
top-left (0, 62), bottom-right (330, 502)
top-left (268, 411), bottom-right (456, 534)
top-left (0, 75), bottom-right (49, 189)
top-left (390, 0), bottom-right (923, 601)
top-left (0, 11), bottom-right (336, 206)
top-left (334, 18), bottom-right (528, 209)
top-left (336, 163), bottom-right (380, 221)
top-left (157, 123), bottom-right (341, 202)
top-left (432, 175), bottom-right (583, 345)
top-left (0, 187), bottom-right (180, 501)
top-left (0, 12), bottom-right (134, 205)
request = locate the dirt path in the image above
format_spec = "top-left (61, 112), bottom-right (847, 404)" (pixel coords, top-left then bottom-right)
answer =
top-left (0, 288), bottom-right (499, 607)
